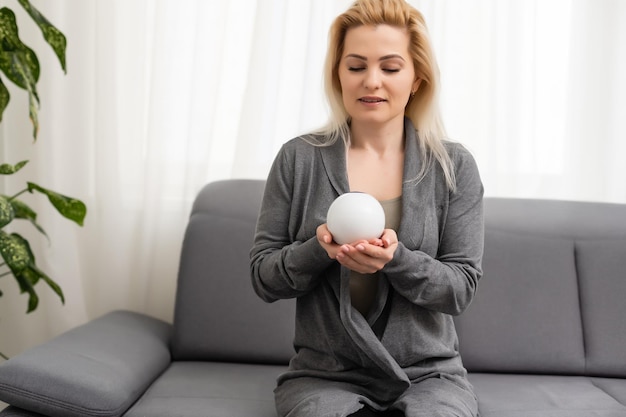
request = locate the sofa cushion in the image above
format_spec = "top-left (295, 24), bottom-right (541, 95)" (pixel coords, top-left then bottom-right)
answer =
top-left (0, 311), bottom-right (171, 417)
top-left (124, 362), bottom-right (285, 417)
top-left (455, 229), bottom-right (585, 374)
top-left (469, 373), bottom-right (626, 417)
top-left (481, 198), bottom-right (626, 240)
top-left (171, 180), bottom-right (295, 364)
top-left (577, 239), bottom-right (626, 378)
top-left (591, 378), bottom-right (626, 406)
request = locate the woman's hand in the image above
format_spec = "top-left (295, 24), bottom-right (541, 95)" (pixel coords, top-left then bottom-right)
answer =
top-left (317, 225), bottom-right (398, 274)
top-left (316, 223), bottom-right (344, 259)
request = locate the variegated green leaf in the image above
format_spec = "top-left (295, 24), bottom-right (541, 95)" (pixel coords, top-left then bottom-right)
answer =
top-left (17, 0), bottom-right (66, 73)
top-left (0, 230), bottom-right (30, 273)
top-left (10, 198), bottom-right (48, 240)
top-left (28, 262), bottom-right (64, 304)
top-left (0, 7), bottom-right (41, 138)
top-left (0, 160), bottom-right (28, 175)
top-left (0, 76), bottom-right (9, 123)
top-left (0, 231), bottom-right (65, 313)
top-left (0, 8), bottom-right (41, 89)
top-left (0, 232), bottom-right (38, 312)
top-left (0, 195), bottom-right (15, 228)
top-left (13, 267), bottom-right (38, 313)
top-left (25, 70), bottom-right (38, 137)
top-left (27, 182), bottom-right (86, 226)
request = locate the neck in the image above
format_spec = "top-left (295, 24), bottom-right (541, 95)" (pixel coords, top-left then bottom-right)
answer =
top-left (349, 117), bottom-right (405, 155)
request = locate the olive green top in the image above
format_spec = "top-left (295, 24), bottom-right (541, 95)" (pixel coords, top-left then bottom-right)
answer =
top-left (350, 196), bottom-right (403, 317)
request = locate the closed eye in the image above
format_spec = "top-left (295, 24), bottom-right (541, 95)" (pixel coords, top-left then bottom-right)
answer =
top-left (348, 67), bottom-right (366, 72)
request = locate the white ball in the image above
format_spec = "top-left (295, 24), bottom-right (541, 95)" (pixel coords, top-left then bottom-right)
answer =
top-left (326, 192), bottom-right (385, 245)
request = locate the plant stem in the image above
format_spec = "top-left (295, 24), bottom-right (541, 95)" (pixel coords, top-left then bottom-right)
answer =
top-left (9, 188), bottom-right (29, 200)
top-left (1, 261), bottom-right (11, 277)
top-left (0, 351), bottom-right (8, 360)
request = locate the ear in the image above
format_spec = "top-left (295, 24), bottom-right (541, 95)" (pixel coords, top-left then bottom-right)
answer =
top-left (412, 78), bottom-right (422, 94)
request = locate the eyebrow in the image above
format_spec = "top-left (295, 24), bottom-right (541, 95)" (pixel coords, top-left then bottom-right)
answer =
top-left (345, 53), bottom-right (406, 62)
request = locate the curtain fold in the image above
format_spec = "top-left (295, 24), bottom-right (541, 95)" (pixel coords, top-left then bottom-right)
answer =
top-left (0, 0), bottom-right (624, 357)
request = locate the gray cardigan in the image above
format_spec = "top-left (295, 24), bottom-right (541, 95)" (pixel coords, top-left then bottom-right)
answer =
top-left (250, 118), bottom-right (484, 415)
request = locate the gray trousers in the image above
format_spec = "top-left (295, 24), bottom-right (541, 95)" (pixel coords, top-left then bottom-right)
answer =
top-left (276, 374), bottom-right (478, 417)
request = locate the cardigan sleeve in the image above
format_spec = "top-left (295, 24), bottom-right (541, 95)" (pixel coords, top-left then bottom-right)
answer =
top-left (249, 144), bottom-right (335, 303)
top-left (383, 144), bottom-right (484, 315)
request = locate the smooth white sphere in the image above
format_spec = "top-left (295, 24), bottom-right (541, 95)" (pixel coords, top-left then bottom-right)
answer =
top-left (326, 192), bottom-right (385, 245)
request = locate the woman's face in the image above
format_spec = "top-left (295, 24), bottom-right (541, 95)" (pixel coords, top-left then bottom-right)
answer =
top-left (338, 24), bottom-right (420, 128)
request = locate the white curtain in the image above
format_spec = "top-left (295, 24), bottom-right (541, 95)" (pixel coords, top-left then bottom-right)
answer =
top-left (1, 0), bottom-right (624, 357)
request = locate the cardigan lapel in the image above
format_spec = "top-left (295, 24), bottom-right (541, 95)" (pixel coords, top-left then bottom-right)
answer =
top-left (319, 137), bottom-right (350, 196)
top-left (401, 117), bottom-right (422, 183)
top-left (398, 118), bottom-right (426, 249)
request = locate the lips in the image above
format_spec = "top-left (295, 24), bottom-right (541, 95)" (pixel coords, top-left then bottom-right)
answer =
top-left (359, 96), bottom-right (386, 103)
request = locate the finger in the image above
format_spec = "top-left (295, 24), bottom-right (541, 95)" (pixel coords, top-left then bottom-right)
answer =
top-left (382, 237), bottom-right (396, 248)
top-left (354, 242), bottom-right (382, 256)
top-left (368, 238), bottom-right (384, 247)
top-left (380, 229), bottom-right (398, 248)
top-left (337, 245), bottom-right (382, 272)
top-left (353, 243), bottom-right (397, 268)
top-left (318, 224), bottom-right (338, 246)
top-left (336, 252), bottom-right (377, 274)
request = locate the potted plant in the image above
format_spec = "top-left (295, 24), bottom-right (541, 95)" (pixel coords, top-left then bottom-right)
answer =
top-left (0, 0), bottom-right (86, 359)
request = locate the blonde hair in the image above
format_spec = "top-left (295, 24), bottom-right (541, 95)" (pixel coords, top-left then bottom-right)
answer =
top-left (314, 0), bottom-right (456, 190)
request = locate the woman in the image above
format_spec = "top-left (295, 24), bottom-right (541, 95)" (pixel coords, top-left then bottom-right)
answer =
top-left (250, 0), bottom-right (483, 416)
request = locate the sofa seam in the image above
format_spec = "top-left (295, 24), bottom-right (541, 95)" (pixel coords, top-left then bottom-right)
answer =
top-left (0, 383), bottom-right (126, 416)
top-left (135, 394), bottom-right (275, 402)
top-left (589, 378), bottom-right (626, 408)
top-left (573, 240), bottom-right (588, 376)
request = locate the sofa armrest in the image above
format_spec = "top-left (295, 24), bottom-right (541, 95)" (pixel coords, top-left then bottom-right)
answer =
top-left (0, 310), bottom-right (172, 417)
top-left (0, 405), bottom-right (47, 416)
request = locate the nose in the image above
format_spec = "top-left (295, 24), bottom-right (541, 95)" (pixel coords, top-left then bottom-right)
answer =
top-left (363, 69), bottom-right (382, 90)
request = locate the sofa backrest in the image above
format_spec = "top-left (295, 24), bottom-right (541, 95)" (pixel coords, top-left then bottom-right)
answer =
top-left (171, 179), bottom-right (626, 377)
top-left (456, 198), bottom-right (626, 378)
top-left (171, 179), bottom-right (295, 364)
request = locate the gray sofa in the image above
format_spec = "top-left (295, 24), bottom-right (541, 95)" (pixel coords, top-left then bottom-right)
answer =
top-left (0, 179), bottom-right (625, 417)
